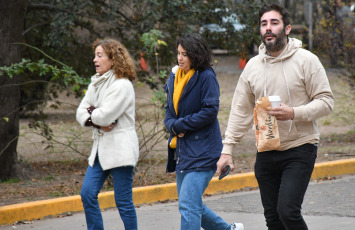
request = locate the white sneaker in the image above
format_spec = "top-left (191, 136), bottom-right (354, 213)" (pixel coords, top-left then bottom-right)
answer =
top-left (231, 222), bottom-right (244, 230)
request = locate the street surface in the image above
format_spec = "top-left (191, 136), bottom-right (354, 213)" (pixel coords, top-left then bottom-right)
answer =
top-left (2, 174), bottom-right (355, 230)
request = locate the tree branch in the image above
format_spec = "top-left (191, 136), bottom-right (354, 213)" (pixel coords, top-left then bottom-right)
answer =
top-left (0, 136), bottom-right (18, 158)
top-left (0, 80), bottom-right (60, 89)
top-left (22, 22), bottom-right (49, 36)
top-left (93, 0), bottom-right (137, 26)
top-left (27, 3), bottom-right (64, 11)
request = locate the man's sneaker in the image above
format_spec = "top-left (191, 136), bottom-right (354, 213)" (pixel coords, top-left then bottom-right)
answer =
top-left (231, 222), bottom-right (244, 230)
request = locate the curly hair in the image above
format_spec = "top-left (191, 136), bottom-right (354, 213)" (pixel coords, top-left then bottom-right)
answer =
top-left (259, 3), bottom-right (291, 28)
top-left (92, 38), bottom-right (136, 81)
top-left (176, 34), bottom-right (212, 71)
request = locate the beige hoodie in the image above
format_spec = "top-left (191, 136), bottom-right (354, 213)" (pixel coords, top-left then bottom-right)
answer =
top-left (222, 38), bottom-right (334, 154)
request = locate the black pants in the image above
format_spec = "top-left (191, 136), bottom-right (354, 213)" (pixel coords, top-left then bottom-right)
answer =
top-left (254, 144), bottom-right (317, 230)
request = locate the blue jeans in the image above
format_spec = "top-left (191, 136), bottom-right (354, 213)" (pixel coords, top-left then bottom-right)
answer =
top-left (176, 170), bottom-right (231, 230)
top-left (81, 157), bottom-right (137, 230)
top-left (254, 144), bottom-right (317, 230)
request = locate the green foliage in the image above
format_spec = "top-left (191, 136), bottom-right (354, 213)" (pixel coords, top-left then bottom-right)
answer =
top-left (140, 29), bottom-right (169, 85)
top-left (0, 178), bottom-right (20, 184)
top-left (0, 43), bottom-right (90, 115)
top-left (44, 176), bottom-right (55, 181)
top-left (23, 0), bottom-right (265, 73)
top-left (152, 88), bottom-right (167, 109)
top-left (135, 29), bottom-right (169, 166)
top-left (48, 191), bottom-right (63, 197)
top-left (141, 29), bottom-right (167, 54)
top-left (312, 0), bottom-right (354, 72)
top-left (7, 0), bottom-right (271, 116)
top-left (0, 58), bottom-right (88, 94)
top-left (233, 1), bottom-right (265, 54)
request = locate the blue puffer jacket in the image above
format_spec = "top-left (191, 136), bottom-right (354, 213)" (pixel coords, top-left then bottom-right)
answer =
top-left (164, 66), bottom-right (223, 173)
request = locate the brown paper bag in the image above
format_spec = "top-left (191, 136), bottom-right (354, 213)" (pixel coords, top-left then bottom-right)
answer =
top-left (253, 96), bottom-right (280, 152)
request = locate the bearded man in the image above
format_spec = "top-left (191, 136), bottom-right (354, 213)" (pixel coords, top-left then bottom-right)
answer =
top-left (217, 3), bottom-right (334, 230)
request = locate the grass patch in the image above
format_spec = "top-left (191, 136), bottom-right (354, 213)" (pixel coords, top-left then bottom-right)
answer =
top-left (319, 74), bottom-right (355, 126)
top-left (322, 131), bottom-right (355, 143)
top-left (1, 178), bottom-right (20, 184)
top-left (44, 176), bottom-right (55, 181)
top-left (48, 191), bottom-right (63, 197)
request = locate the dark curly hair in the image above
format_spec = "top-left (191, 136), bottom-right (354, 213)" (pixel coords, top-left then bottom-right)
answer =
top-left (259, 3), bottom-right (291, 28)
top-left (92, 38), bottom-right (136, 81)
top-left (176, 34), bottom-right (212, 71)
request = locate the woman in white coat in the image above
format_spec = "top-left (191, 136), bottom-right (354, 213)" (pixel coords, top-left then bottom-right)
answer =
top-left (76, 38), bottom-right (139, 230)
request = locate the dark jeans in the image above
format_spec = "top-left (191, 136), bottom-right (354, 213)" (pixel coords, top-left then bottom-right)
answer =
top-left (254, 144), bottom-right (317, 230)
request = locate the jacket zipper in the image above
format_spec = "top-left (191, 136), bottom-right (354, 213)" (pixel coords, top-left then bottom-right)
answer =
top-left (171, 70), bottom-right (199, 166)
top-left (167, 79), bottom-right (180, 164)
top-left (166, 81), bottom-right (180, 164)
top-left (166, 83), bottom-right (173, 106)
top-left (175, 71), bottom-right (198, 165)
top-left (177, 137), bottom-right (181, 164)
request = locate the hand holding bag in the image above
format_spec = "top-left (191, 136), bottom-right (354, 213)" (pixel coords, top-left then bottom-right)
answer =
top-left (253, 96), bottom-right (280, 152)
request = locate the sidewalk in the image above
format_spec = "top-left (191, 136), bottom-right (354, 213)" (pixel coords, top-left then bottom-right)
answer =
top-left (1, 158), bottom-right (355, 226)
top-left (2, 174), bottom-right (354, 230)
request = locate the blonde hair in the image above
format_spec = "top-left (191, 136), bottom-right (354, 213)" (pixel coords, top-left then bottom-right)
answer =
top-left (92, 38), bottom-right (136, 81)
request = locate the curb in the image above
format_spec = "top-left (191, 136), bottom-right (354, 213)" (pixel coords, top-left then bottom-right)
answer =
top-left (1, 158), bottom-right (355, 225)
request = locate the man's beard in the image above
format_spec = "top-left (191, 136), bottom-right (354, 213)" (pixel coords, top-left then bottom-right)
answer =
top-left (262, 29), bottom-right (287, 53)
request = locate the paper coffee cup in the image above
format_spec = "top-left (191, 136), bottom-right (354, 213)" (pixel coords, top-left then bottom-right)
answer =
top-left (268, 95), bottom-right (281, 108)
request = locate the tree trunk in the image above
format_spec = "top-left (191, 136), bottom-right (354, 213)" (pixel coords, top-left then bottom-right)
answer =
top-left (0, 0), bottom-right (27, 180)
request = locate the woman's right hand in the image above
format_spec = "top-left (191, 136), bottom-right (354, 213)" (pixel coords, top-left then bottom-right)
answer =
top-left (101, 123), bottom-right (115, 132)
top-left (87, 106), bottom-right (95, 115)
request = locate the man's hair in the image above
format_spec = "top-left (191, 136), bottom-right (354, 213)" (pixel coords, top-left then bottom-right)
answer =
top-left (176, 34), bottom-right (212, 71)
top-left (259, 3), bottom-right (291, 27)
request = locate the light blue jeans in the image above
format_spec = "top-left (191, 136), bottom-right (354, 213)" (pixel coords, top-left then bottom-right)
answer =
top-left (81, 157), bottom-right (137, 230)
top-left (176, 170), bottom-right (231, 230)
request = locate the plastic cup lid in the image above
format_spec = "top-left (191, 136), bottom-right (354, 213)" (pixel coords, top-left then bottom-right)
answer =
top-left (268, 95), bottom-right (281, 101)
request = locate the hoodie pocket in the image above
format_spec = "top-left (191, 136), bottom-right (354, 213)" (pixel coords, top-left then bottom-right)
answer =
top-left (294, 120), bottom-right (315, 137)
top-left (278, 120), bottom-right (299, 141)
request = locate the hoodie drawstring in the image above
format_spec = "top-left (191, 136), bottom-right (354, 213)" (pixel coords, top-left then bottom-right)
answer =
top-left (281, 60), bottom-right (293, 133)
top-left (263, 58), bottom-right (293, 133)
top-left (263, 58), bottom-right (267, 97)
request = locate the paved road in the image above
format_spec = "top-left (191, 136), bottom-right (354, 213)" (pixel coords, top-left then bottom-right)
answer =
top-left (2, 174), bottom-right (354, 230)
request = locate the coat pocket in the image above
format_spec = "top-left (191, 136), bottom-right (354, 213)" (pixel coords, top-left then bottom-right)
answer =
top-left (183, 130), bottom-right (210, 158)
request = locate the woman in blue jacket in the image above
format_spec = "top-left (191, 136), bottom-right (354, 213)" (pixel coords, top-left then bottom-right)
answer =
top-left (164, 34), bottom-right (244, 230)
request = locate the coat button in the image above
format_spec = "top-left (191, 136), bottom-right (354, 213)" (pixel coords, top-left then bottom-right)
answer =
top-left (195, 136), bottom-right (198, 139)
